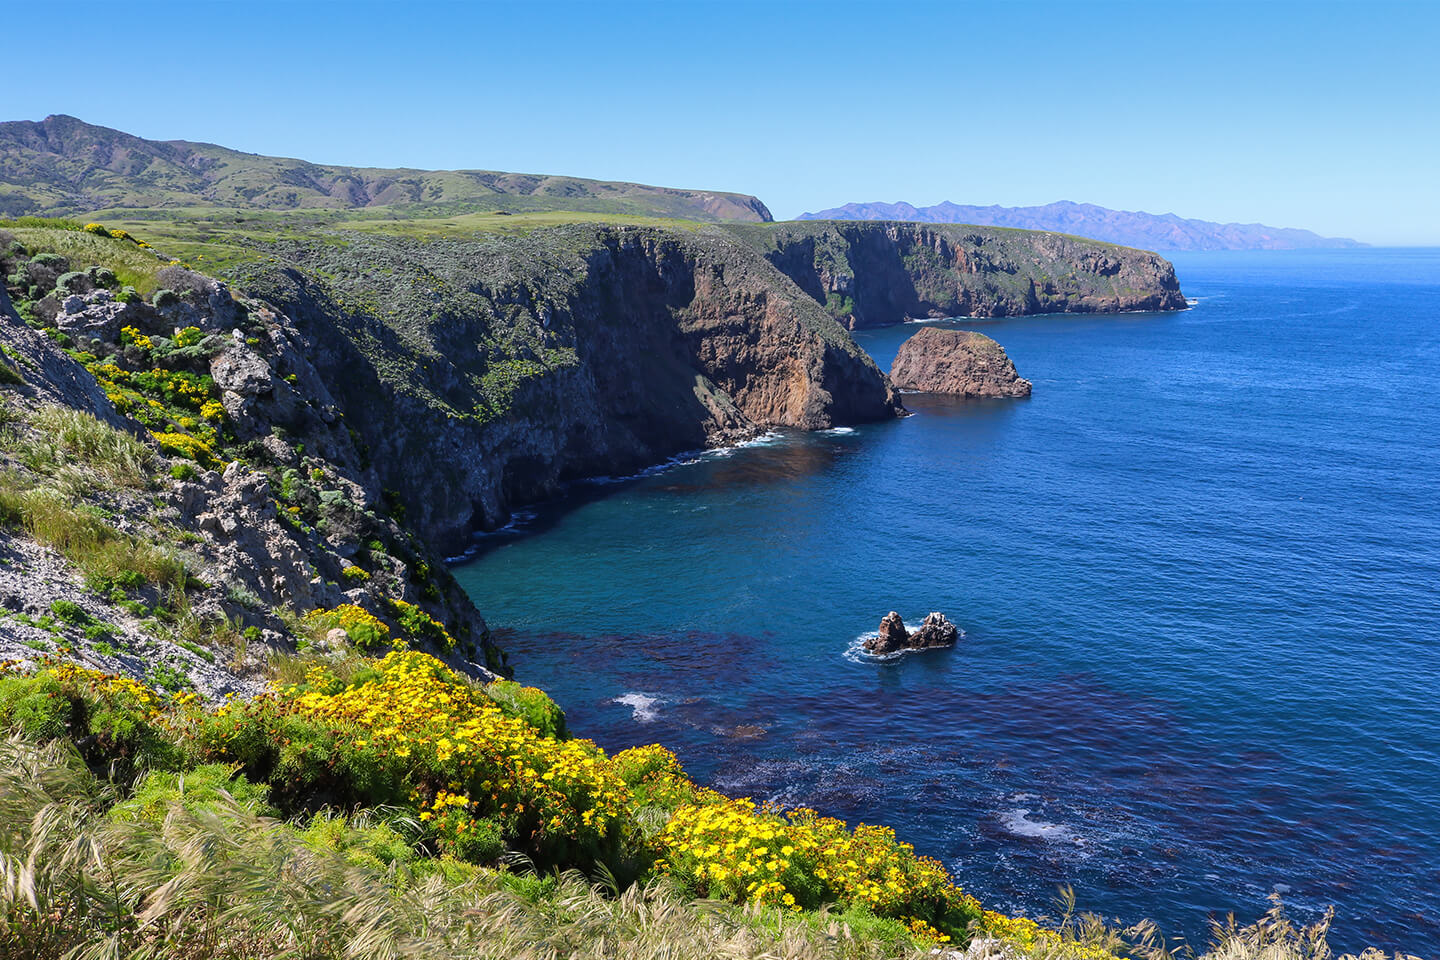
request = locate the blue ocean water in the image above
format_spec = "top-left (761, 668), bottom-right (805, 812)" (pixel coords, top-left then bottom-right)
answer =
top-left (452, 249), bottom-right (1440, 955)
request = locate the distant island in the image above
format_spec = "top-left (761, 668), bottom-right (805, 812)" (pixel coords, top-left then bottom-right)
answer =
top-left (797, 199), bottom-right (1364, 252)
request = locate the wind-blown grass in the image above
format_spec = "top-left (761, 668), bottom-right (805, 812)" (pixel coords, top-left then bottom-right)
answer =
top-left (21, 405), bottom-right (155, 490)
top-left (0, 735), bottom-right (929, 960)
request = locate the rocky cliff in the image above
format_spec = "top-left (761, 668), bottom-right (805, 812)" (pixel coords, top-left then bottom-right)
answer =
top-left (727, 221), bottom-right (1187, 328)
top-left (227, 225), bottom-right (901, 553)
top-left (0, 228), bottom-right (503, 689)
top-left (0, 218), bottom-right (900, 691)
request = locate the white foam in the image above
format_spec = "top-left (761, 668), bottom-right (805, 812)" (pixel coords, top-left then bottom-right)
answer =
top-left (820, 426), bottom-right (856, 436)
top-left (1000, 809), bottom-right (1077, 842)
top-left (612, 692), bottom-right (662, 723)
top-left (734, 430), bottom-right (785, 448)
top-left (445, 509), bottom-right (540, 561)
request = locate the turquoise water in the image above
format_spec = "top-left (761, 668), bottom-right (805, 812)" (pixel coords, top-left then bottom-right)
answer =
top-left (453, 249), bottom-right (1440, 954)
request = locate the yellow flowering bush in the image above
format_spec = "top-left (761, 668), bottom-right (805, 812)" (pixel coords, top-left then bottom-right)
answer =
top-left (251, 651), bottom-right (631, 860)
top-left (153, 430), bottom-right (219, 468)
top-left (173, 326), bottom-right (205, 348)
top-left (82, 222), bottom-right (109, 236)
top-left (120, 325), bottom-right (153, 351)
top-left (0, 659), bottom-right (189, 775)
top-left (3, 653), bottom-right (1097, 953)
top-left (302, 604), bottom-right (391, 651)
top-left (657, 796), bottom-right (979, 934)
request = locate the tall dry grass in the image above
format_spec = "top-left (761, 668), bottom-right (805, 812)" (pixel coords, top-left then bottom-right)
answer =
top-left (0, 735), bottom-right (928, 960)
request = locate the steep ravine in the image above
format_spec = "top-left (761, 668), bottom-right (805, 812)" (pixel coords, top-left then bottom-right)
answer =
top-left (728, 220), bottom-right (1187, 328)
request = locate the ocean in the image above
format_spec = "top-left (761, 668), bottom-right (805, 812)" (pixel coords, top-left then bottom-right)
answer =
top-left (451, 248), bottom-right (1440, 955)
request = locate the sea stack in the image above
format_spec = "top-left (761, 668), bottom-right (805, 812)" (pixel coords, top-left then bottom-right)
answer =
top-left (864, 611), bottom-right (960, 655)
top-left (889, 327), bottom-right (1032, 398)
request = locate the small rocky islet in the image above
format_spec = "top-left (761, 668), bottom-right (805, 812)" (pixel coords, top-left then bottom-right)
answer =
top-left (889, 326), bottom-right (1033, 398)
top-left (864, 610), bottom-right (961, 655)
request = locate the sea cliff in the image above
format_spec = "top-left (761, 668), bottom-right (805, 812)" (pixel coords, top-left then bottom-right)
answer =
top-left (728, 220), bottom-right (1187, 328)
top-left (226, 224), bottom-right (902, 552)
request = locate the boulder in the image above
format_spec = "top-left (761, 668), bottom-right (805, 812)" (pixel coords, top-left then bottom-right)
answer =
top-left (869, 610), bottom-right (910, 655)
top-left (909, 611), bottom-right (959, 649)
top-left (889, 327), bottom-right (1031, 398)
top-left (863, 610), bottom-right (960, 655)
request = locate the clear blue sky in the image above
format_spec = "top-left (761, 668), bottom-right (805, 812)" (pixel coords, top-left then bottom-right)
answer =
top-left (5, 0), bottom-right (1436, 244)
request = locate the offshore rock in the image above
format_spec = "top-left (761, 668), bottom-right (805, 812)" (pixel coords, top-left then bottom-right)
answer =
top-left (889, 327), bottom-right (1032, 398)
top-left (909, 611), bottom-right (960, 649)
top-left (871, 611), bottom-right (910, 654)
top-left (864, 611), bottom-right (959, 655)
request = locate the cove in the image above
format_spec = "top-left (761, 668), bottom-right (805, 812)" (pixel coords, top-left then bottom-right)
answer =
top-left (453, 248), bottom-right (1440, 955)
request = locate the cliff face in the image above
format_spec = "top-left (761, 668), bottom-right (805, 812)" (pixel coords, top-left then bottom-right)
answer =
top-left (230, 225), bottom-right (901, 552)
top-left (727, 221), bottom-right (1187, 328)
top-left (0, 259), bottom-right (497, 689)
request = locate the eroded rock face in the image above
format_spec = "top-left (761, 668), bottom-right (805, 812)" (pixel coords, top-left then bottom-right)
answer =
top-left (872, 611), bottom-right (909, 654)
top-left (864, 610), bottom-right (959, 655)
top-left (736, 221), bottom-right (1188, 329)
top-left (909, 612), bottom-right (959, 648)
top-left (889, 327), bottom-right (1032, 398)
top-left (234, 225), bottom-right (905, 553)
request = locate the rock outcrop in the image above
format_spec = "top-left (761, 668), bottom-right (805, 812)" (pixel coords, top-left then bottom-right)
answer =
top-left (0, 251), bottom-right (498, 689)
top-left (889, 328), bottom-right (1032, 398)
top-left (233, 224), bottom-right (904, 552)
top-left (864, 611), bottom-right (960, 655)
top-left (727, 221), bottom-right (1187, 329)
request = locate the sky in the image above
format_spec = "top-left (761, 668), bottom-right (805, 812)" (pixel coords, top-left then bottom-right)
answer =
top-left (4, 0), bottom-right (1437, 244)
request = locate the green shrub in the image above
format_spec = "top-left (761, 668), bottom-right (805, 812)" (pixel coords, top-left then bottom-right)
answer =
top-left (0, 362), bottom-right (22, 386)
top-left (0, 666), bottom-right (180, 777)
top-left (54, 270), bottom-right (90, 296)
top-left (485, 680), bottom-right (568, 739)
top-left (170, 461), bottom-right (197, 481)
top-left (109, 764), bottom-right (278, 824)
top-left (190, 700), bottom-right (411, 812)
top-left (152, 288), bottom-right (179, 309)
top-left (0, 672), bottom-right (72, 740)
top-left (49, 600), bottom-right (89, 625)
top-left (299, 811), bottom-right (420, 871)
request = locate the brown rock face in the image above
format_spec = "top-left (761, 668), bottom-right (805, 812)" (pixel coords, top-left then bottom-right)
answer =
top-left (889, 327), bottom-right (1032, 398)
top-left (732, 221), bottom-right (1188, 330)
top-left (864, 611), bottom-right (959, 655)
top-left (909, 612), bottom-right (960, 648)
top-left (869, 611), bottom-right (910, 655)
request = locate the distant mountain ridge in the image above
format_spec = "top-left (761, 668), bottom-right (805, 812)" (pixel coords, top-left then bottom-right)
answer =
top-left (796, 200), bottom-right (1362, 251)
top-left (0, 115), bottom-right (773, 222)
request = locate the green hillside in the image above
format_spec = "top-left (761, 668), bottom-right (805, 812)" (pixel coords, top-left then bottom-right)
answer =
top-left (0, 115), bottom-right (773, 223)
